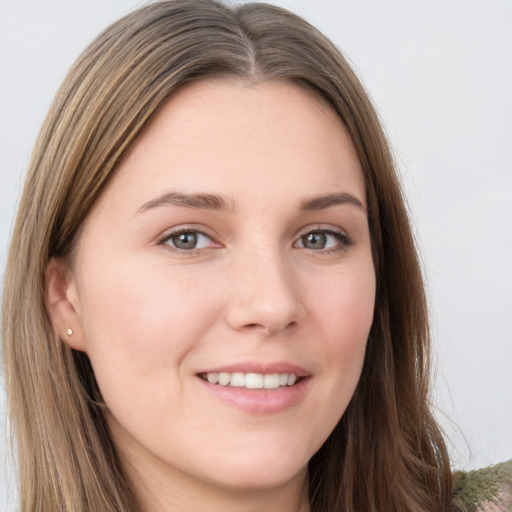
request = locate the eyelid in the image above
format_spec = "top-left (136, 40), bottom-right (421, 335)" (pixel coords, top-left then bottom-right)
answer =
top-left (293, 224), bottom-right (352, 252)
top-left (155, 223), bottom-right (352, 254)
top-left (157, 225), bottom-right (222, 253)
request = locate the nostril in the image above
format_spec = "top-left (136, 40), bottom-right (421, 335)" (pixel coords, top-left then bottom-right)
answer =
top-left (240, 320), bottom-right (299, 335)
top-left (239, 323), bottom-right (267, 332)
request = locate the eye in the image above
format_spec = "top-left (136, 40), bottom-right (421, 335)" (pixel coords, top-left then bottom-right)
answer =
top-left (294, 228), bottom-right (351, 251)
top-left (159, 229), bottom-right (218, 252)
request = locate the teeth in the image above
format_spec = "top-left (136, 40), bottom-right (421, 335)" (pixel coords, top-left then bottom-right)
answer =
top-left (263, 373), bottom-right (280, 389)
top-left (230, 372), bottom-right (245, 387)
top-left (218, 373), bottom-right (230, 386)
top-left (203, 372), bottom-right (299, 389)
top-left (207, 373), bottom-right (219, 384)
top-left (246, 373), bottom-right (263, 389)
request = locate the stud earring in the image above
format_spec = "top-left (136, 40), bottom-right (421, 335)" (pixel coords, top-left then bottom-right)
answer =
top-left (66, 328), bottom-right (73, 336)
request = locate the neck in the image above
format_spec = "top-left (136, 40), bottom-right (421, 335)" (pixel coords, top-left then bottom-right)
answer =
top-left (131, 460), bottom-right (310, 512)
top-left (108, 412), bottom-right (311, 512)
top-left (114, 436), bottom-right (310, 512)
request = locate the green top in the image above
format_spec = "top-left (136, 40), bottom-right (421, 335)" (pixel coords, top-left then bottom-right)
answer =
top-left (452, 460), bottom-right (512, 511)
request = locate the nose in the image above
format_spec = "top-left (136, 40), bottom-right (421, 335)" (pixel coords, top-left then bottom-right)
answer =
top-left (225, 247), bottom-right (306, 337)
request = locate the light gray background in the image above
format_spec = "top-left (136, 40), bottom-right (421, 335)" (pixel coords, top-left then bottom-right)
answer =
top-left (1, 0), bottom-right (511, 509)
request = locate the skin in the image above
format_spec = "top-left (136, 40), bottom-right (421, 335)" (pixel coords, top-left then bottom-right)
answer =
top-left (47, 80), bottom-right (376, 512)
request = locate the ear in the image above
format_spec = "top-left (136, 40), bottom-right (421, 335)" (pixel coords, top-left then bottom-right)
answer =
top-left (45, 257), bottom-right (87, 352)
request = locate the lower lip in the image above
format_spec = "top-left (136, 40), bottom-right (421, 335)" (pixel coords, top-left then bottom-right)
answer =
top-left (198, 377), bottom-right (309, 414)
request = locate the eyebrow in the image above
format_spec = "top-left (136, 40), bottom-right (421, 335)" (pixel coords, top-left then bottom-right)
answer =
top-left (137, 190), bottom-right (365, 215)
top-left (137, 192), bottom-right (234, 213)
top-left (298, 192), bottom-right (366, 212)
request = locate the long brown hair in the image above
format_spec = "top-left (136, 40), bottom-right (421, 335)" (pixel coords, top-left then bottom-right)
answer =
top-left (2, 1), bottom-right (452, 510)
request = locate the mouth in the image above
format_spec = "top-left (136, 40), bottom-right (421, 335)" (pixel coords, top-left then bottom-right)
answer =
top-left (198, 372), bottom-right (303, 389)
top-left (196, 365), bottom-right (310, 413)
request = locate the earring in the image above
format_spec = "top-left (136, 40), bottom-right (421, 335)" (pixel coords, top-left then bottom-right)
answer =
top-left (66, 328), bottom-right (73, 336)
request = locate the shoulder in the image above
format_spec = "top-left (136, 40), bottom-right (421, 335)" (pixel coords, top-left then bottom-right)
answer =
top-left (451, 460), bottom-right (512, 512)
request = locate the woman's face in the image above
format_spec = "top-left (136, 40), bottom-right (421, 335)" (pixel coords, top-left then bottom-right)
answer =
top-left (57, 80), bottom-right (375, 498)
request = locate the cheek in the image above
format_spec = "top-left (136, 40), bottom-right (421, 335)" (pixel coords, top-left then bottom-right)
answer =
top-left (315, 259), bottom-right (376, 345)
top-left (308, 259), bottom-right (375, 406)
top-left (75, 260), bottom-right (224, 402)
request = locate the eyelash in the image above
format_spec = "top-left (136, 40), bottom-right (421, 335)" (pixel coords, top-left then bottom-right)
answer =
top-left (157, 225), bottom-right (352, 254)
top-left (158, 227), bottom-right (220, 254)
top-left (294, 226), bottom-right (353, 253)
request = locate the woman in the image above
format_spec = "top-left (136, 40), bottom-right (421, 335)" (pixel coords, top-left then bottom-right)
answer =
top-left (2, 1), bottom-right (508, 511)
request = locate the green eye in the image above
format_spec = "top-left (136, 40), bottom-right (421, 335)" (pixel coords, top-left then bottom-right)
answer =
top-left (171, 232), bottom-right (198, 250)
top-left (301, 232), bottom-right (327, 250)
top-left (295, 229), bottom-right (350, 251)
top-left (161, 230), bottom-right (215, 251)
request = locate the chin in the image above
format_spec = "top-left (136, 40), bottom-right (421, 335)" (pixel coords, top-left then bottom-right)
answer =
top-left (213, 469), bottom-right (307, 494)
top-left (197, 451), bottom-right (309, 492)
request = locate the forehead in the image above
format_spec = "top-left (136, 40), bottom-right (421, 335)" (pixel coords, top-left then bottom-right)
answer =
top-left (95, 79), bottom-right (365, 214)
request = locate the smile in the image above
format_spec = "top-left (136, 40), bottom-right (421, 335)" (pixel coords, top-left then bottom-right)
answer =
top-left (199, 372), bottom-right (298, 389)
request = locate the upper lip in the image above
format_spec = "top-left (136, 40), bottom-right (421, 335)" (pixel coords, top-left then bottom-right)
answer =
top-left (197, 361), bottom-right (309, 377)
